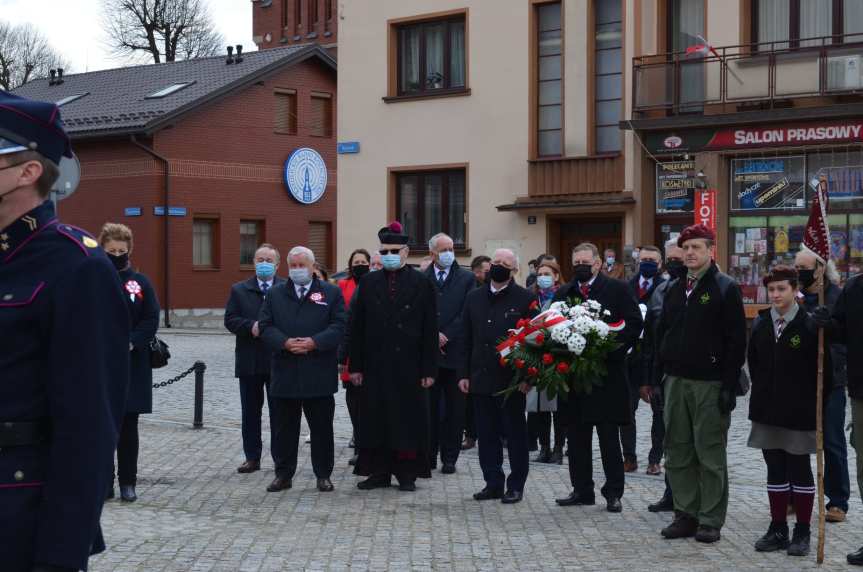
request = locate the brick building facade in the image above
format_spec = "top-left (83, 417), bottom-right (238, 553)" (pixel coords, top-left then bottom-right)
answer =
top-left (14, 45), bottom-right (337, 327)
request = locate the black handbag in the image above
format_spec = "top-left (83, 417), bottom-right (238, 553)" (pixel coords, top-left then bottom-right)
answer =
top-left (149, 336), bottom-right (171, 369)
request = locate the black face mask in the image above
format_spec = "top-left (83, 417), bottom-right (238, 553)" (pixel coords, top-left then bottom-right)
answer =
top-left (573, 264), bottom-right (594, 284)
top-left (798, 268), bottom-right (816, 290)
top-left (488, 264), bottom-right (512, 284)
top-left (108, 252), bottom-right (129, 271)
top-left (639, 260), bottom-right (659, 279)
top-left (665, 260), bottom-right (686, 280)
top-left (351, 264), bottom-right (370, 280)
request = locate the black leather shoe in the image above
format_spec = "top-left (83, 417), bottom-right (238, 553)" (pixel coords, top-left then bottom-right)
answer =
top-left (754, 522), bottom-right (789, 552)
top-left (555, 491), bottom-right (595, 507)
top-left (398, 480), bottom-right (416, 492)
top-left (847, 546), bottom-right (863, 565)
top-left (533, 448), bottom-right (552, 463)
top-left (440, 463), bottom-right (456, 474)
top-left (606, 497), bottom-right (622, 513)
top-left (348, 453), bottom-right (358, 466)
top-left (357, 475), bottom-right (391, 490)
top-left (119, 485), bottom-right (137, 502)
top-left (237, 460), bottom-right (260, 474)
top-left (549, 447), bottom-right (564, 465)
top-left (787, 524), bottom-right (810, 556)
top-left (317, 478), bottom-right (334, 492)
top-left (661, 512), bottom-right (698, 539)
top-left (695, 525), bottom-right (721, 544)
top-left (266, 477), bottom-right (292, 492)
top-left (106, 485), bottom-right (115, 500)
top-left (473, 487), bottom-right (504, 501)
top-left (501, 490), bottom-right (523, 504)
top-left (648, 493), bottom-right (674, 513)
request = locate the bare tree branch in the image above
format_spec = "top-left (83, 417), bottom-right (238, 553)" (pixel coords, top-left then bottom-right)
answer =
top-left (0, 21), bottom-right (71, 90)
top-left (101, 0), bottom-right (225, 64)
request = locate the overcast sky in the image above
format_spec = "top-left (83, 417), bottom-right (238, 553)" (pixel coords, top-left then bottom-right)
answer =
top-left (0, 0), bottom-right (253, 73)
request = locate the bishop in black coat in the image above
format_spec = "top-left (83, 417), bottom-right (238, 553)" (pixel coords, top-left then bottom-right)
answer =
top-left (348, 223), bottom-right (439, 490)
top-left (554, 250), bottom-right (642, 511)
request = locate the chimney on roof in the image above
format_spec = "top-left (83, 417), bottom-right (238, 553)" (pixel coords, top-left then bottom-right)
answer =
top-left (49, 69), bottom-right (56, 85)
top-left (226, 45), bottom-right (234, 64)
top-left (235, 45), bottom-right (243, 63)
top-left (57, 68), bottom-right (64, 84)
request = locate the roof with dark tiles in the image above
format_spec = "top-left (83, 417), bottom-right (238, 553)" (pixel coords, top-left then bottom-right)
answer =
top-left (12, 44), bottom-right (336, 138)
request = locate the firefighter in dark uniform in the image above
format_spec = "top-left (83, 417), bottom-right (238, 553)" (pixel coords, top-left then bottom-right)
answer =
top-left (0, 91), bottom-right (130, 572)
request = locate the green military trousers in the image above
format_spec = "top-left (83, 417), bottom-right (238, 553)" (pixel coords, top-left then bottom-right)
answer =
top-left (663, 375), bottom-right (731, 529)
top-left (851, 397), bottom-right (863, 502)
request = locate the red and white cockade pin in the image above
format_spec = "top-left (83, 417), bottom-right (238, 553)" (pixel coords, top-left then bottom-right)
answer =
top-left (309, 292), bottom-right (326, 305)
top-left (125, 280), bottom-right (143, 302)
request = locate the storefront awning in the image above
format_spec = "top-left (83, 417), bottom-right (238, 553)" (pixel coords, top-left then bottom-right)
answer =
top-left (496, 192), bottom-right (635, 211)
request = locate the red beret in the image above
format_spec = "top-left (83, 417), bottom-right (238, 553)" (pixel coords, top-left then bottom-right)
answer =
top-left (677, 224), bottom-right (715, 247)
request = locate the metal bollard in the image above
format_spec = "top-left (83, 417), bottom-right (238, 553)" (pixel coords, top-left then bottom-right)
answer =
top-left (193, 361), bottom-right (206, 429)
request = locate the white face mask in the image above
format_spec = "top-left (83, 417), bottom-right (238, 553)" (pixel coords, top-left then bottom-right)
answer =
top-left (289, 267), bottom-right (312, 286)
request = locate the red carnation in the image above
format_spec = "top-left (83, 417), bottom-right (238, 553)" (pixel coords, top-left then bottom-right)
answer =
top-left (527, 367), bottom-right (539, 377)
top-left (499, 357), bottom-right (508, 367)
top-left (516, 319), bottom-right (528, 329)
top-left (514, 359), bottom-right (525, 370)
top-left (542, 353), bottom-right (554, 365)
top-left (535, 333), bottom-right (545, 345)
top-left (529, 300), bottom-right (539, 310)
top-left (556, 362), bottom-right (570, 374)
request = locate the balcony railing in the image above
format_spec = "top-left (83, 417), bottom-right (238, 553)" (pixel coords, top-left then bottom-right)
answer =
top-left (528, 154), bottom-right (624, 197)
top-left (633, 33), bottom-right (863, 116)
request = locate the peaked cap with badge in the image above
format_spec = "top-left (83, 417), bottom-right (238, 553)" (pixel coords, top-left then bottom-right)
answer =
top-left (0, 90), bottom-right (130, 572)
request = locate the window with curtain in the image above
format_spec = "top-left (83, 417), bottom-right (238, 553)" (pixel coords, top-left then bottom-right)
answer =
top-left (397, 17), bottom-right (466, 96)
top-left (670, 0), bottom-right (705, 110)
top-left (193, 219), bottom-right (218, 267)
top-left (754, 0), bottom-right (853, 48)
top-left (239, 221), bottom-right (263, 265)
top-left (396, 170), bottom-right (466, 248)
top-left (595, 0), bottom-right (622, 153)
top-left (537, 2), bottom-right (562, 157)
top-left (845, 0), bottom-right (863, 36)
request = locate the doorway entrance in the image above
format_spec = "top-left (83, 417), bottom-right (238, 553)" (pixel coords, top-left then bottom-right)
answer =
top-left (549, 216), bottom-right (623, 282)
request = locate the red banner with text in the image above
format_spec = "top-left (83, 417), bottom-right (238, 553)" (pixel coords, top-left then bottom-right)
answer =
top-left (694, 189), bottom-right (717, 231)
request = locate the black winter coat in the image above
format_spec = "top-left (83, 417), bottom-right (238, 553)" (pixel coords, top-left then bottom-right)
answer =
top-left (259, 278), bottom-right (346, 399)
top-left (119, 269), bottom-right (160, 414)
top-left (426, 264), bottom-right (475, 370)
top-left (748, 307), bottom-right (832, 431)
top-left (830, 274), bottom-right (863, 399)
top-left (459, 280), bottom-right (536, 395)
top-left (642, 279), bottom-right (675, 387)
top-left (800, 283), bottom-right (847, 387)
top-left (554, 272), bottom-right (643, 425)
top-left (655, 263), bottom-right (747, 390)
top-left (225, 276), bottom-right (286, 378)
top-left (349, 266), bottom-right (439, 451)
top-left (626, 274), bottom-right (665, 387)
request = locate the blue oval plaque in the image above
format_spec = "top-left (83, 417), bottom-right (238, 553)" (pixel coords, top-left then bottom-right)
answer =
top-left (284, 147), bottom-right (328, 205)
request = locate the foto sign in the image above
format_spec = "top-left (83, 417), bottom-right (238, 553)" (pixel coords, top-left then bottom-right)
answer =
top-left (694, 189), bottom-right (717, 231)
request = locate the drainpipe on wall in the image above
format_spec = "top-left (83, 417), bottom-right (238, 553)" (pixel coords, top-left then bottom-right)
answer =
top-left (131, 135), bottom-right (172, 328)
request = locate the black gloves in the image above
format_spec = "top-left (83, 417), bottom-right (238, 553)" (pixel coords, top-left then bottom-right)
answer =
top-left (718, 387), bottom-right (737, 415)
top-left (812, 305), bottom-right (832, 328)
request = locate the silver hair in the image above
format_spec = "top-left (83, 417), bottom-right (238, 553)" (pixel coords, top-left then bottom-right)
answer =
top-left (493, 248), bottom-right (520, 271)
top-left (428, 232), bottom-right (451, 252)
top-left (287, 245), bottom-right (315, 264)
top-left (664, 238), bottom-right (678, 252)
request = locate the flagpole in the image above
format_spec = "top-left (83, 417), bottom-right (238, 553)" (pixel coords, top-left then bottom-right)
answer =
top-left (815, 175), bottom-right (828, 564)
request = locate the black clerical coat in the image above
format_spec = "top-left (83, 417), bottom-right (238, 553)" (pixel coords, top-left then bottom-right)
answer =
top-left (349, 265), bottom-right (439, 452)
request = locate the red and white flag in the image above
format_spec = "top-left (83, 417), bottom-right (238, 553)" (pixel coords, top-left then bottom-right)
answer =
top-left (802, 176), bottom-right (831, 264)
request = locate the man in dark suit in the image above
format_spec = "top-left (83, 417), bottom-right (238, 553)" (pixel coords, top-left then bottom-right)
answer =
top-left (259, 245), bottom-right (347, 493)
top-left (349, 222), bottom-right (439, 492)
top-left (426, 232), bottom-right (475, 474)
top-left (555, 242), bottom-right (642, 513)
top-left (225, 243), bottom-right (285, 474)
top-left (620, 245), bottom-right (665, 475)
top-left (459, 248), bottom-right (535, 504)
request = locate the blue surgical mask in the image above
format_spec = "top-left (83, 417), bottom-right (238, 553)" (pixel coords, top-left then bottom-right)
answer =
top-left (606, 256), bottom-right (615, 266)
top-left (255, 262), bottom-right (275, 279)
top-left (438, 251), bottom-right (455, 268)
top-left (536, 275), bottom-right (554, 290)
top-left (289, 267), bottom-right (312, 286)
top-left (382, 253), bottom-right (402, 271)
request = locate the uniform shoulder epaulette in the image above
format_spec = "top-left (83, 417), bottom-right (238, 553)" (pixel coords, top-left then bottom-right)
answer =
top-left (55, 224), bottom-right (101, 256)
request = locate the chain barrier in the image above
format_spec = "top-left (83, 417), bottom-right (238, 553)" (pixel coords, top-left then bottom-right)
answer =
top-left (153, 364), bottom-right (197, 389)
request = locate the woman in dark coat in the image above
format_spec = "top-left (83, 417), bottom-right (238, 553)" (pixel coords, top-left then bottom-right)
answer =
top-left (747, 265), bottom-right (831, 558)
top-left (100, 223), bottom-right (160, 503)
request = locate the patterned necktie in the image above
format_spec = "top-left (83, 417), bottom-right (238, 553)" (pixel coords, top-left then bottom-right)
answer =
top-left (298, 286), bottom-right (306, 300)
top-left (686, 275), bottom-right (696, 292)
top-left (438, 270), bottom-right (446, 286)
top-left (775, 317), bottom-right (785, 339)
top-left (261, 282), bottom-right (270, 297)
top-left (638, 279), bottom-right (648, 299)
top-left (580, 283), bottom-right (590, 300)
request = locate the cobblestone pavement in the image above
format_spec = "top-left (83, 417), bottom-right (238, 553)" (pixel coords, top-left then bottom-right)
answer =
top-left (92, 331), bottom-right (861, 571)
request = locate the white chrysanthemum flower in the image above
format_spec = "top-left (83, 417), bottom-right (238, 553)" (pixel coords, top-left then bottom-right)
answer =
top-left (550, 324), bottom-right (572, 344)
top-left (593, 321), bottom-right (610, 339)
top-left (603, 309), bottom-right (611, 317)
top-left (567, 333), bottom-right (587, 355)
top-left (549, 301), bottom-right (568, 313)
top-left (586, 300), bottom-right (602, 311)
top-left (639, 303), bottom-right (648, 320)
top-left (572, 316), bottom-right (593, 335)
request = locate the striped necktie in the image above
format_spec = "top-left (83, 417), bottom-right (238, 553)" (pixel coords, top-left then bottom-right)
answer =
top-left (775, 317), bottom-right (785, 340)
